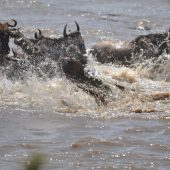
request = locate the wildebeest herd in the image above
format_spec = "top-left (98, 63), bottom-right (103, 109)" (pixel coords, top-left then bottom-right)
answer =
top-left (0, 19), bottom-right (169, 105)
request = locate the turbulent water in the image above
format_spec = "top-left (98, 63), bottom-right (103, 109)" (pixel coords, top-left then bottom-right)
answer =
top-left (0, 0), bottom-right (170, 170)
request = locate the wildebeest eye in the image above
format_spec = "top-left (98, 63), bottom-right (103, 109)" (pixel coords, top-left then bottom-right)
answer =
top-left (79, 43), bottom-right (86, 53)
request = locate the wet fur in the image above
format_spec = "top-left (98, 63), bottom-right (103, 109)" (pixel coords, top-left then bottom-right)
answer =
top-left (92, 30), bottom-right (170, 65)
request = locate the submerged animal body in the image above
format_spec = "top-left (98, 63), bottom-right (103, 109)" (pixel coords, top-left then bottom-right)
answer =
top-left (91, 40), bottom-right (133, 65)
top-left (91, 29), bottom-right (170, 65)
top-left (131, 30), bottom-right (170, 58)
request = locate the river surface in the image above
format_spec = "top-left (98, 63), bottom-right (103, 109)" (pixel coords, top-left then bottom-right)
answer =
top-left (0, 0), bottom-right (170, 169)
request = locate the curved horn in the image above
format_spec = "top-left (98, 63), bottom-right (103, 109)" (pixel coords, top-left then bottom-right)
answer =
top-left (34, 29), bottom-right (42, 39)
top-left (75, 21), bottom-right (80, 32)
top-left (63, 24), bottom-right (67, 37)
top-left (7, 19), bottom-right (17, 27)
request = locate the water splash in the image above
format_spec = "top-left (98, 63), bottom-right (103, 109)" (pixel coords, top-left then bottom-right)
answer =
top-left (0, 50), bottom-right (169, 119)
top-left (0, 25), bottom-right (170, 119)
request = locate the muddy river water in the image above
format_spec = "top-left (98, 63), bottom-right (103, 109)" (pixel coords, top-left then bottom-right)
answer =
top-left (0, 0), bottom-right (170, 169)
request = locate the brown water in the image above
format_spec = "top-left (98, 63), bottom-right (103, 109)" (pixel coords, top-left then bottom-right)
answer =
top-left (0, 0), bottom-right (170, 169)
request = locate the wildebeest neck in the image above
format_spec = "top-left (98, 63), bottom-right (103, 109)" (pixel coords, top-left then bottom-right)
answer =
top-left (0, 30), bottom-right (10, 55)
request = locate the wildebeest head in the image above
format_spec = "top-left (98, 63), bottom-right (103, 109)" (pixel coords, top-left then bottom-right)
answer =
top-left (131, 29), bottom-right (170, 58)
top-left (63, 21), bottom-right (86, 55)
top-left (0, 19), bottom-right (17, 55)
top-left (32, 21), bottom-right (86, 61)
top-left (0, 19), bottom-right (17, 31)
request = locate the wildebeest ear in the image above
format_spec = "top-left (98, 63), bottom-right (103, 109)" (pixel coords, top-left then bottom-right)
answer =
top-left (168, 28), bottom-right (170, 37)
top-left (75, 21), bottom-right (80, 32)
top-left (7, 19), bottom-right (17, 27)
top-left (63, 24), bottom-right (67, 37)
top-left (35, 29), bottom-right (42, 39)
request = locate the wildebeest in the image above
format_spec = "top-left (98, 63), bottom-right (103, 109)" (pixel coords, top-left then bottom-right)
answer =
top-left (0, 19), bottom-right (18, 64)
top-left (8, 27), bottom-right (45, 65)
top-left (91, 29), bottom-right (170, 65)
top-left (61, 44), bottom-right (113, 105)
top-left (4, 22), bottom-right (114, 105)
top-left (7, 22), bottom-right (87, 72)
top-left (31, 23), bottom-right (115, 105)
top-left (0, 19), bottom-right (17, 31)
top-left (131, 29), bottom-right (170, 58)
top-left (32, 21), bottom-right (86, 62)
top-left (0, 19), bottom-right (17, 56)
top-left (91, 40), bottom-right (133, 65)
